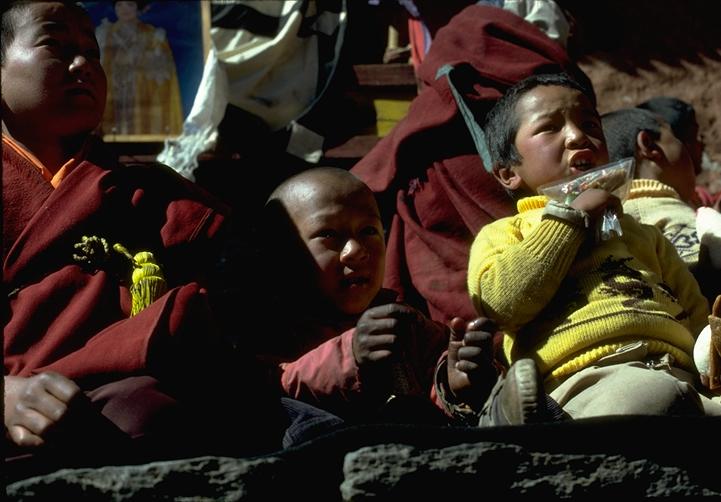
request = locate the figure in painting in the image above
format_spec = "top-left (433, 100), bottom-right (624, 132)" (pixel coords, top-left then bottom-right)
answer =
top-left (96, 0), bottom-right (183, 135)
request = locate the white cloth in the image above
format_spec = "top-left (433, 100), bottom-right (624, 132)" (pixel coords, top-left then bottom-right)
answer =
top-left (696, 207), bottom-right (721, 268)
top-left (158, 0), bottom-right (347, 180)
top-left (502, 0), bottom-right (570, 48)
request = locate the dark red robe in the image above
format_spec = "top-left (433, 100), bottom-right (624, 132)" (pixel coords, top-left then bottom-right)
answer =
top-left (3, 141), bottom-right (229, 388)
top-left (351, 5), bottom-right (592, 323)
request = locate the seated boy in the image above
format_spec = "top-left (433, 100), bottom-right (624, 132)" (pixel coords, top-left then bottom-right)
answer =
top-left (601, 106), bottom-right (720, 302)
top-left (459, 73), bottom-right (721, 420)
top-left (637, 97), bottom-right (705, 178)
top-left (2, 1), bottom-right (286, 475)
top-left (261, 167), bottom-right (476, 422)
top-left (602, 107), bottom-right (699, 260)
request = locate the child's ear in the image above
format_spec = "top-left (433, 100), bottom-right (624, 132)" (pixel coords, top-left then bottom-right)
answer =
top-left (636, 130), bottom-right (662, 162)
top-left (494, 165), bottom-right (523, 191)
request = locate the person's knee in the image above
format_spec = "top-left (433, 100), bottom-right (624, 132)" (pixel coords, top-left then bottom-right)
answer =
top-left (596, 365), bottom-right (703, 416)
top-left (559, 364), bottom-right (705, 417)
top-left (87, 376), bottom-right (181, 438)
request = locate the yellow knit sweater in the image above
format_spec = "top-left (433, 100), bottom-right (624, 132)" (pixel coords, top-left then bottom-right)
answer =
top-left (623, 179), bottom-right (699, 267)
top-left (468, 195), bottom-right (709, 383)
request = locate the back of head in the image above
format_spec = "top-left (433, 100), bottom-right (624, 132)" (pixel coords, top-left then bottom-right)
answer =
top-left (637, 97), bottom-right (696, 145)
top-left (601, 107), bottom-right (662, 164)
top-left (483, 72), bottom-right (596, 173)
top-left (638, 96), bottom-right (703, 176)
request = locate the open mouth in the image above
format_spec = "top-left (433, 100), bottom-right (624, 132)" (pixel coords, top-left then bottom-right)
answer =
top-left (67, 88), bottom-right (95, 100)
top-left (341, 276), bottom-right (369, 288)
top-left (569, 157), bottom-right (594, 175)
top-left (570, 159), bottom-right (593, 171)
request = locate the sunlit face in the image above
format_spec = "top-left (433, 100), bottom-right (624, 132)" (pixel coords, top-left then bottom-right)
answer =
top-left (286, 178), bottom-right (385, 316)
top-left (1, 3), bottom-right (106, 138)
top-left (114, 1), bottom-right (139, 23)
top-left (511, 85), bottom-right (609, 194)
top-left (656, 121), bottom-right (697, 203)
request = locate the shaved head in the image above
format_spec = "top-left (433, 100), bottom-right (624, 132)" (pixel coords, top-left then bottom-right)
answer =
top-left (268, 167), bottom-right (373, 212)
top-left (264, 166), bottom-right (385, 317)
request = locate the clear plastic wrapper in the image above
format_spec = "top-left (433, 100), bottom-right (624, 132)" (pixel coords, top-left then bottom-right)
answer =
top-left (537, 158), bottom-right (635, 240)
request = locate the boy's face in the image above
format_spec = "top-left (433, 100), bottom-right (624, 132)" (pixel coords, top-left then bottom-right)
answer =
top-left (1, 2), bottom-right (106, 138)
top-left (286, 180), bottom-right (386, 316)
top-left (509, 85), bottom-right (608, 194)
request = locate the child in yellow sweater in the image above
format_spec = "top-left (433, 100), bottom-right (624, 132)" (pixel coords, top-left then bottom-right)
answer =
top-left (460, 73), bottom-right (721, 419)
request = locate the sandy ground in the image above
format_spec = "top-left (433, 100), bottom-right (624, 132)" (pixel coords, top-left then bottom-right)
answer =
top-left (566, 0), bottom-right (721, 194)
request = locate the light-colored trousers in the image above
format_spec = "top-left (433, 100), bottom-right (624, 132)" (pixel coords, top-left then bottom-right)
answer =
top-left (548, 341), bottom-right (721, 418)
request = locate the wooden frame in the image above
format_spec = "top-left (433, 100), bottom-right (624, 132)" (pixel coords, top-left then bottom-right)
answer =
top-left (82, 1), bottom-right (211, 142)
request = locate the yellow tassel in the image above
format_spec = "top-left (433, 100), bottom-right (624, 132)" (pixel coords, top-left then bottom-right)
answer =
top-left (113, 244), bottom-right (168, 316)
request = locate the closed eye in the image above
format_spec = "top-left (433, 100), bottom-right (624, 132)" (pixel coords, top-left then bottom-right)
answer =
top-left (37, 37), bottom-right (61, 49)
top-left (534, 121), bottom-right (560, 134)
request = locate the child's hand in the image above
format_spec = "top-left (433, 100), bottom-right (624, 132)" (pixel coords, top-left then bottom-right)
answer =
top-left (447, 317), bottom-right (499, 408)
top-left (570, 188), bottom-right (622, 223)
top-left (352, 303), bottom-right (423, 368)
top-left (4, 372), bottom-right (82, 448)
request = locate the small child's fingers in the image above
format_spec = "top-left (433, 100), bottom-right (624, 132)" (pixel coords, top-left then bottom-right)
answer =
top-left (457, 345), bottom-right (484, 361)
top-left (449, 317), bottom-right (466, 341)
top-left (462, 330), bottom-right (493, 347)
top-left (364, 303), bottom-right (413, 320)
top-left (357, 317), bottom-right (400, 336)
top-left (364, 349), bottom-right (394, 363)
top-left (466, 318), bottom-right (497, 333)
top-left (455, 360), bottom-right (479, 374)
top-left (361, 334), bottom-right (397, 351)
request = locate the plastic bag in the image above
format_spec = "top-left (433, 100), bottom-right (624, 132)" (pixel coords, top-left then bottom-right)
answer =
top-left (537, 158), bottom-right (635, 241)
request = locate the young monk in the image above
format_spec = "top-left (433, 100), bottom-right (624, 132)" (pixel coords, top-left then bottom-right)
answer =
top-left (2, 0), bottom-right (288, 477)
top-left (261, 167), bottom-right (482, 422)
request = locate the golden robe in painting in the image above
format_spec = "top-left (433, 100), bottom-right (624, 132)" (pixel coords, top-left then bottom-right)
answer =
top-left (97, 19), bottom-right (184, 136)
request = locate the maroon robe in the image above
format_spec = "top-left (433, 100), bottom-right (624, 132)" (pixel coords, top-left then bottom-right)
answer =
top-left (3, 141), bottom-right (229, 387)
top-left (351, 5), bottom-right (592, 323)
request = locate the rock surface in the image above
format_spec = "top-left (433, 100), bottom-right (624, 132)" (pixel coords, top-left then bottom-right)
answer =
top-left (8, 417), bottom-right (721, 500)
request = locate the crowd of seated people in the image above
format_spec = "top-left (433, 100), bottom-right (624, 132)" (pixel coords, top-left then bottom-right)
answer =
top-left (4, 0), bottom-right (720, 484)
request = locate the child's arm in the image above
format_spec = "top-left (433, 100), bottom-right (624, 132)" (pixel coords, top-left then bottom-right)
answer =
top-left (280, 303), bottom-right (449, 417)
top-left (279, 330), bottom-right (362, 416)
top-left (468, 210), bottom-right (585, 330)
top-left (4, 372), bottom-right (82, 447)
top-left (469, 190), bottom-right (619, 331)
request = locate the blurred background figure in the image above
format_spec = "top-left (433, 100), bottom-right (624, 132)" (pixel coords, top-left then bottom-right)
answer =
top-left (97, 0), bottom-right (183, 135)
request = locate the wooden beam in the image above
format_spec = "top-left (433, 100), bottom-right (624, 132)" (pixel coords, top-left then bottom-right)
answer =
top-left (352, 63), bottom-right (417, 88)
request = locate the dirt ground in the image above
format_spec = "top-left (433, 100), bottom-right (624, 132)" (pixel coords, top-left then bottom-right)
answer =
top-left (565, 0), bottom-right (721, 194)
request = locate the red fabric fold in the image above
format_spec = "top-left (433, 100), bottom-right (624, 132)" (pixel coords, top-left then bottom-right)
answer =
top-left (352, 4), bottom-right (589, 323)
top-left (4, 143), bottom-right (229, 388)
